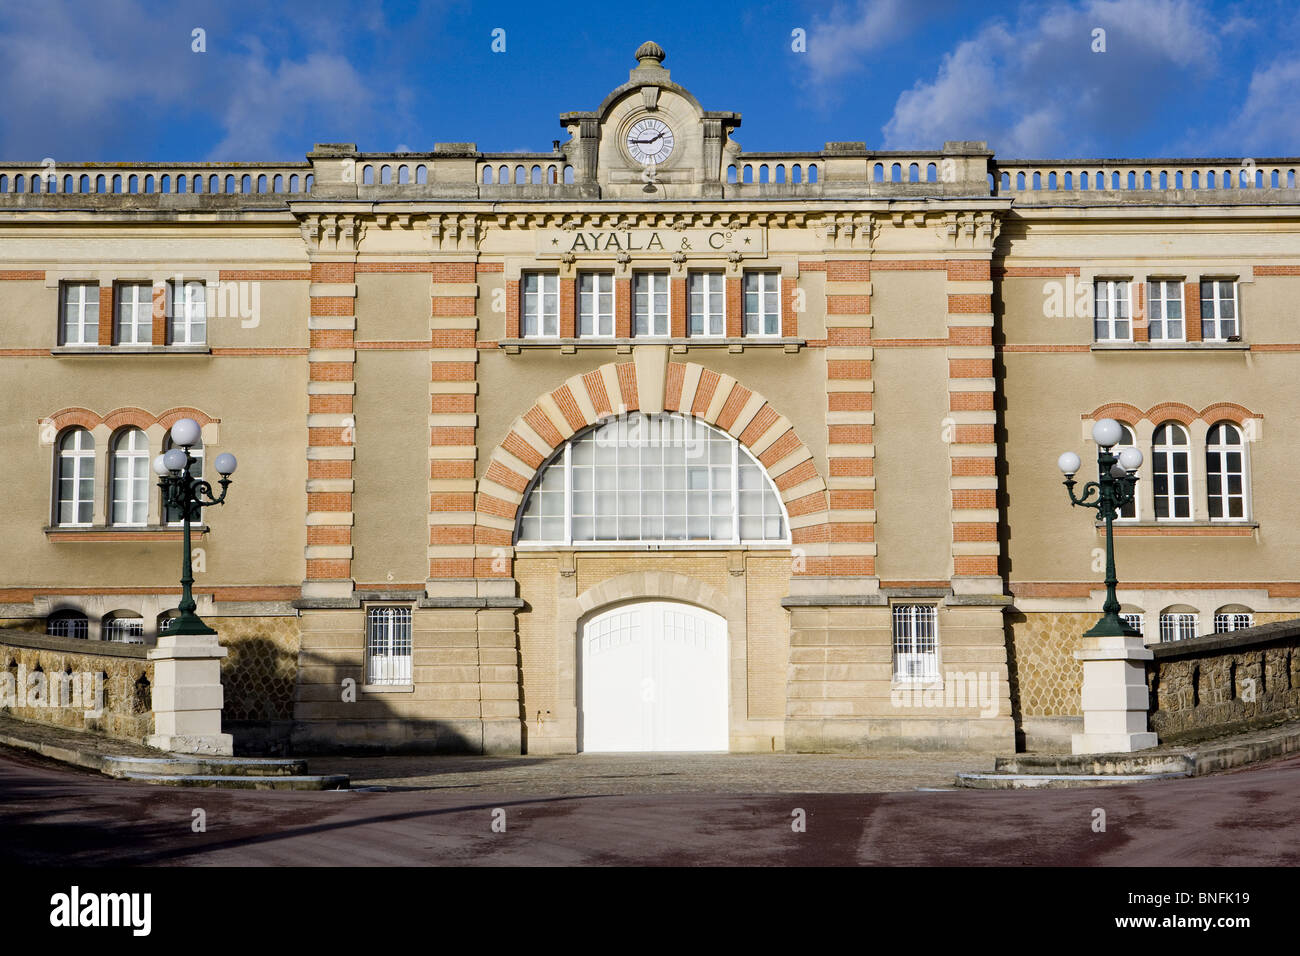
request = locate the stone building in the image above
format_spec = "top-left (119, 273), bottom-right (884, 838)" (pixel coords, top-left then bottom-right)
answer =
top-left (2, 42), bottom-right (1297, 754)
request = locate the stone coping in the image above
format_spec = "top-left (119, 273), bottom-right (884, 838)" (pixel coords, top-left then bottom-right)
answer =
top-left (1150, 618), bottom-right (1300, 660)
top-left (0, 629), bottom-right (148, 659)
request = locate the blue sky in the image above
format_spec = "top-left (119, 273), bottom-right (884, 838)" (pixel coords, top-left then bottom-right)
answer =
top-left (1, 0), bottom-right (1297, 162)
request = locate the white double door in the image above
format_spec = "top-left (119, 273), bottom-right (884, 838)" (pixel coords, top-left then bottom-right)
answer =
top-left (580, 601), bottom-right (728, 752)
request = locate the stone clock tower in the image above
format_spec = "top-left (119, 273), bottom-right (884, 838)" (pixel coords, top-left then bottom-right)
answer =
top-left (559, 41), bottom-right (741, 198)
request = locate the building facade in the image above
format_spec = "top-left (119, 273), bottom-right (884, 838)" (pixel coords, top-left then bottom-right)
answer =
top-left (2, 42), bottom-right (1298, 754)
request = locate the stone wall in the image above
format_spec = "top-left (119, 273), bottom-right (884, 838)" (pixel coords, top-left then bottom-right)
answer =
top-left (0, 629), bottom-right (153, 742)
top-left (1148, 619), bottom-right (1300, 743)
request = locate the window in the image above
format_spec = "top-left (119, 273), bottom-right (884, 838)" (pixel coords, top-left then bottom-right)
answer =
top-left (522, 272), bottom-right (559, 337)
top-left (1159, 611), bottom-right (1199, 643)
top-left (1214, 610), bottom-right (1254, 633)
top-left (46, 611), bottom-right (89, 640)
top-left (1147, 280), bottom-right (1184, 340)
top-left (110, 428), bottom-right (150, 526)
top-left (1106, 423), bottom-right (1139, 520)
top-left (103, 613), bottom-right (145, 644)
top-left (115, 282), bottom-right (152, 345)
top-left (56, 428), bottom-right (96, 526)
top-left (169, 279), bottom-right (207, 345)
top-left (1152, 422), bottom-right (1191, 520)
top-left (743, 271), bottom-right (780, 337)
top-left (578, 272), bottom-right (614, 337)
top-left (892, 605), bottom-right (939, 681)
top-left (1200, 279), bottom-right (1237, 340)
top-left (60, 282), bottom-right (99, 346)
top-left (1120, 612), bottom-right (1145, 636)
top-left (1205, 422), bottom-right (1246, 520)
top-left (689, 271), bottom-right (725, 336)
top-left (366, 606), bottom-right (412, 685)
top-left (516, 412), bottom-right (788, 545)
top-left (163, 436), bottom-right (203, 524)
top-left (633, 271), bottom-right (669, 336)
top-left (1093, 280), bottom-right (1131, 341)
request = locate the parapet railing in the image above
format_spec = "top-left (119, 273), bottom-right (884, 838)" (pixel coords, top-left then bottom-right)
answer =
top-left (0, 162), bottom-right (313, 196)
top-left (993, 157), bottom-right (1300, 197)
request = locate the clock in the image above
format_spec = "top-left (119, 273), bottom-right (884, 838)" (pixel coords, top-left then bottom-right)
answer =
top-left (626, 118), bottom-right (674, 166)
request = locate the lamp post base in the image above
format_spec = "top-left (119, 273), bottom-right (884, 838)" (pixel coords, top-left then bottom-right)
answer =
top-left (1071, 634), bottom-right (1158, 755)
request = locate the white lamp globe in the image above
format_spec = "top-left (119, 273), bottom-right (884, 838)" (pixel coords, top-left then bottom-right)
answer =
top-left (170, 417), bottom-right (201, 447)
top-left (152, 454), bottom-right (170, 477)
top-left (213, 453), bottom-right (238, 476)
top-left (1118, 447), bottom-right (1143, 472)
top-left (163, 448), bottom-right (188, 472)
top-left (1058, 452), bottom-right (1081, 476)
top-left (1092, 418), bottom-right (1123, 448)
top-left (1110, 462), bottom-right (1128, 478)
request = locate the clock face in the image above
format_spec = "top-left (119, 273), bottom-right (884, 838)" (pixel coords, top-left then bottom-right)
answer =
top-left (626, 118), bottom-right (674, 166)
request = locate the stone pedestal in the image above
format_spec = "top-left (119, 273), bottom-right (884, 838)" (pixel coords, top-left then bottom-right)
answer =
top-left (146, 633), bottom-right (233, 755)
top-left (1071, 634), bottom-right (1158, 754)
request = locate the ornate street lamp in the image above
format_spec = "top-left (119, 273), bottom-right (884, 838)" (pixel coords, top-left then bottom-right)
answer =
top-left (152, 418), bottom-right (237, 636)
top-left (1058, 418), bottom-right (1144, 638)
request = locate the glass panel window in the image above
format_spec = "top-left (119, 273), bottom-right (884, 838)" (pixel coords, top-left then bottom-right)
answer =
top-left (1200, 279), bottom-right (1238, 340)
top-left (1147, 280), bottom-right (1184, 341)
top-left (1152, 422), bottom-right (1191, 520)
top-left (1213, 612), bottom-right (1253, 633)
top-left (1159, 612), bottom-right (1198, 643)
top-left (61, 282), bottom-right (99, 346)
top-left (634, 272), bottom-right (669, 336)
top-left (366, 606), bottom-right (412, 685)
top-left (522, 272), bottom-right (559, 337)
top-left (104, 617), bottom-right (145, 644)
top-left (115, 282), bottom-right (152, 346)
top-left (163, 437), bottom-right (204, 524)
top-left (743, 271), bottom-right (780, 337)
top-left (1121, 613), bottom-right (1145, 636)
top-left (1205, 422), bottom-right (1246, 520)
top-left (1093, 280), bottom-right (1131, 341)
top-left (688, 271), bottom-right (725, 336)
top-left (892, 605), bottom-right (939, 681)
top-left (46, 613), bottom-right (89, 640)
top-left (169, 280), bottom-right (207, 345)
top-left (578, 272), bottom-right (614, 337)
top-left (517, 412), bottom-right (787, 546)
top-left (56, 428), bottom-right (96, 526)
top-left (111, 428), bottom-right (150, 526)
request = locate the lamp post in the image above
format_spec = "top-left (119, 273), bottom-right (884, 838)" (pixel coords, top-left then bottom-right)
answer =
top-left (152, 417), bottom-right (237, 637)
top-left (1058, 417), bottom-right (1143, 638)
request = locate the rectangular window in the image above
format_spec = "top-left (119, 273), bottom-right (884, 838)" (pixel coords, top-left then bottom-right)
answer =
top-left (104, 619), bottom-right (145, 644)
top-left (115, 282), bottom-right (152, 346)
top-left (522, 272), bottom-right (559, 337)
top-left (743, 271), bottom-right (781, 337)
top-left (1093, 280), bottom-right (1131, 342)
top-left (578, 272), bottom-right (614, 337)
top-left (1200, 279), bottom-right (1238, 340)
top-left (169, 280), bottom-right (207, 345)
top-left (1213, 612), bottom-right (1253, 634)
top-left (60, 282), bottom-right (99, 346)
top-left (1147, 280), bottom-right (1184, 341)
top-left (688, 271), bottom-right (725, 336)
top-left (633, 271), bottom-right (669, 336)
top-left (892, 604), bottom-right (939, 681)
top-left (1159, 613), bottom-right (1199, 643)
top-left (366, 607), bottom-right (413, 685)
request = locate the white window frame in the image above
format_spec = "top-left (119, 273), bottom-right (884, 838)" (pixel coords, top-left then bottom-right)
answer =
top-left (61, 281), bottom-right (99, 346)
top-left (110, 428), bottom-right (151, 527)
top-left (55, 428), bottom-right (96, 527)
top-left (1200, 279), bottom-right (1238, 341)
top-left (1152, 422), bottom-right (1192, 521)
top-left (743, 271), bottom-right (781, 337)
top-left (522, 272), bottom-right (559, 338)
top-left (578, 271), bottom-right (614, 338)
top-left (1213, 612), bottom-right (1253, 634)
top-left (1205, 421), bottom-right (1248, 521)
top-left (46, 613), bottom-right (89, 640)
top-left (892, 604), bottom-right (939, 682)
top-left (688, 271), bottom-right (725, 337)
top-left (366, 606), bottom-right (413, 686)
top-left (1159, 612), bottom-right (1198, 643)
top-left (169, 279), bottom-right (207, 345)
top-left (104, 617), bottom-right (145, 644)
top-left (1093, 279), bottom-right (1132, 342)
top-left (1146, 279), bottom-right (1185, 341)
top-left (115, 282), bottom-right (153, 346)
top-left (633, 271), bottom-right (670, 337)
top-left (1120, 612), bottom-right (1145, 636)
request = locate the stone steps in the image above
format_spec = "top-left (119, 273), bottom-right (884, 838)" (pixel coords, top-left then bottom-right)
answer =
top-left (114, 771), bottom-right (349, 790)
top-left (955, 770), bottom-right (1190, 790)
top-left (102, 755), bottom-right (309, 777)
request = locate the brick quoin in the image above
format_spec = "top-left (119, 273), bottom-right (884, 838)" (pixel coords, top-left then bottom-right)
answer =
top-left (947, 326), bottom-right (992, 346)
top-left (430, 527), bottom-right (475, 545)
top-left (430, 426), bottom-right (477, 446)
top-left (946, 260), bottom-right (992, 281)
top-left (954, 555), bottom-right (998, 575)
top-left (430, 460), bottom-right (476, 479)
top-left (950, 391), bottom-right (995, 411)
top-left (949, 359), bottom-right (993, 378)
top-left (431, 393), bottom-right (476, 414)
top-left (827, 360), bottom-right (872, 380)
top-left (825, 260), bottom-right (870, 281)
top-left (430, 492), bottom-right (476, 511)
top-left (505, 279), bottom-right (520, 338)
top-left (952, 489), bottom-right (997, 509)
top-left (310, 263), bottom-right (355, 282)
top-left (476, 262), bottom-right (505, 274)
top-left (309, 394), bottom-right (353, 415)
top-left (309, 362), bottom-right (355, 382)
top-left (827, 327), bottom-right (871, 347)
top-left (429, 362), bottom-right (476, 382)
top-left (431, 329), bottom-right (475, 348)
top-left (308, 492), bottom-right (352, 512)
top-left (829, 489), bottom-right (874, 509)
top-left (432, 296), bottom-right (477, 316)
top-left (310, 297), bottom-right (355, 316)
top-left (954, 424), bottom-right (995, 444)
top-left (310, 329), bottom-right (354, 348)
top-left (306, 559), bottom-right (351, 579)
top-left (828, 392), bottom-right (872, 411)
top-left (309, 460), bottom-right (353, 479)
top-left (781, 277), bottom-right (797, 337)
top-left (829, 457), bottom-right (873, 477)
top-left (828, 424), bottom-right (873, 444)
top-left (953, 523), bottom-right (998, 542)
top-left (431, 262), bottom-right (477, 282)
top-left (307, 526), bottom-right (352, 546)
top-left (826, 295), bottom-right (870, 315)
top-left (307, 427), bottom-right (352, 446)
top-left (947, 293), bottom-right (991, 313)
top-left (952, 458), bottom-right (996, 476)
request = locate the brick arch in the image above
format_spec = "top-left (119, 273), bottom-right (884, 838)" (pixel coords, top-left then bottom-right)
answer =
top-left (477, 361), bottom-right (830, 575)
top-left (1197, 402), bottom-right (1257, 425)
top-left (41, 406), bottom-right (219, 432)
top-left (44, 407), bottom-right (100, 431)
top-left (101, 407), bottom-right (156, 432)
top-left (1084, 402), bottom-right (1260, 426)
top-left (1144, 402), bottom-right (1199, 426)
top-left (1082, 402), bottom-right (1142, 426)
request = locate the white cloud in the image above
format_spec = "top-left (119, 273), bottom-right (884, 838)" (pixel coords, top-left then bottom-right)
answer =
top-left (1206, 56), bottom-right (1300, 155)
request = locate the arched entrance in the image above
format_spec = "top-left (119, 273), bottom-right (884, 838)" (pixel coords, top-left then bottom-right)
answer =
top-left (580, 601), bottom-right (728, 752)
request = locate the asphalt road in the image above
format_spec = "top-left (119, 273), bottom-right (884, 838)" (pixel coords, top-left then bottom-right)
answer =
top-left (2, 747), bottom-right (1298, 866)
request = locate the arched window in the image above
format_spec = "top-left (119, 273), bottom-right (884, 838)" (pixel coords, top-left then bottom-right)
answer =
top-left (1159, 606), bottom-right (1199, 643)
top-left (1205, 422), bottom-right (1246, 520)
top-left (1213, 604), bottom-right (1253, 633)
top-left (111, 428), bottom-right (150, 526)
top-left (1104, 423), bottom-right (1139, 520)
top-left (1119, 605), bottom-right (1145, 637)
top-left (56, 428), bottom-right (95, 526)
top-left (46, 609), bottom-right (89, 640)
top-left (1152, 422), bottom-right (1191, 520)
top-left (516, 413), bottom-right (789, 545)
top-left (103, 610), bottom-right (145, 644)
top-left (162, 435), bottom-right (203, 524)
